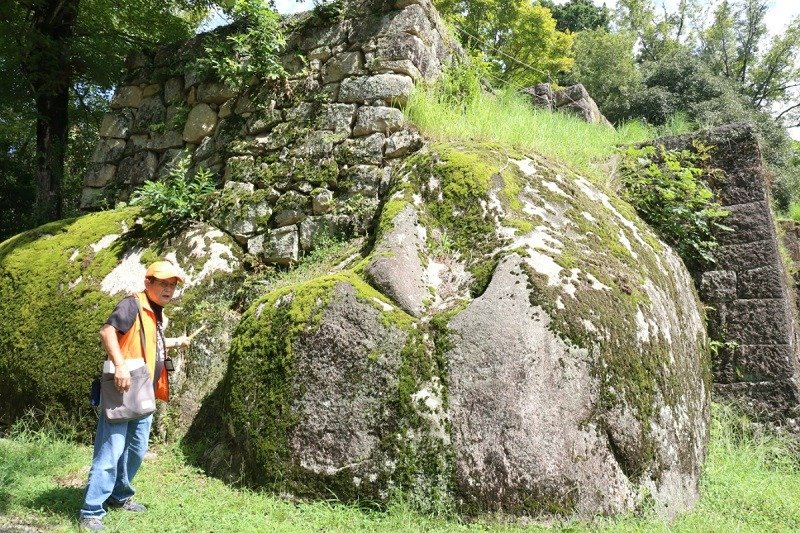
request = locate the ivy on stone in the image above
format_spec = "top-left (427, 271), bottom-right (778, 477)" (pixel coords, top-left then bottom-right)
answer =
top-left (618, 141), bottom-right (730, 269)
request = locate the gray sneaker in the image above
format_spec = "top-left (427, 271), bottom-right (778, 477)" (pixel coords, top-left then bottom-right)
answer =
top-left (79, 517), bottom-right (105, 531)
top-left (107, 498), bottom-right (147, 512)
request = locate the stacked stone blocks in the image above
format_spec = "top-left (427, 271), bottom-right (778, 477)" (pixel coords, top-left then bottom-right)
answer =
top-left (656, 124), bottom-right (800, 425)
top-left (81, 0), bottom-right (456, 265)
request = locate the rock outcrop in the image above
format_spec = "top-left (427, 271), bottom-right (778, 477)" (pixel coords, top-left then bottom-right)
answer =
top-left (525, 83), bottom-right (614, 128)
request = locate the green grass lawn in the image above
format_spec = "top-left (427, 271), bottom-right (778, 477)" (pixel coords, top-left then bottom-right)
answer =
top-left (2, 405), bottom-right (800, 532)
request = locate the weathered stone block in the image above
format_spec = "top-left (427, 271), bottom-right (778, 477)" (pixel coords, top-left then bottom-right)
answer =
top-left (353, 106), bottom-right (404, 136)
top-left (163, 77), bottom-right (183, 103)
top-left (312, 189), bottom-right (334, 215)
top-left (223, 180), bottom-right (255, 194)
top-left (342, 165), bottom-right (389, 198)
top-left (317, 104), bottom-right (357, 134)
top-left (715, 201), bottom-right (773, 245)
top-left (323, 51), bottom-right (364, 84)
top-left (264, 226), bottom-right (299, 264)
top-left (385, 129), bottom-right (422, 158)
top-left (737, 265), bottom-right (784, 299)
top-left (273, 209), bottom-right (306, 228)
top-left (91, 138), bottom-right (126, 164)
top-left (731, 344), bottom-right (796, 382)
top-left (699, 270), bottom-right (736, 302)
top-left (142, 84), bottom-right (161, 98)
top-left (147, 131), bottom-right (184, 152)
top-left (133, 98), bottom-right (166, 134)
top-left (124, 135), bottom-right (149, 157)
top-left (335, 133), bottom-right (384, 165)
top-left (110, 86), bottom-right (143, 109)
top-left (197, 82), bottom-right (237, 104)
top-left (714, 379), bottom-right (800, 422)
top-left (714, 239), bottom-right (779, 271)
top-left (245, 109), bottom-right (283, 135)
top-left (308, 46), bottom-right (332, 63)
top-left (299, 214), bottom-right (351, 251)
top-left (99, 111), bottom-right (134, 139)
top-left (234, 95), bottom-right (257, 115)
top-left (194, 136), bottom-right (217, 162)
top-left (367, 58), bottom-right (422, 81)
top-left (338, 74), bottom-right (414, 106)
top-left (218, 99), bottom-right (235, 119)
top-left (79, 187), bottom-right (110, 210)
top-left (117, 151), bottom-right (157, 185)
top-left (726, 299), bottom-right (790, 345)
top-left (157, 148), bottom-right (192, 178)
top-left (255, 122), bottom-right (301, 152)
top-left (321, 82), bottom-right (340, 101)
top-left (183, 104), bottom-right (218, 143)
top-left (84, 164), bottom-right (116, 187)
top-left (290, 130), bottom-right (343, 160)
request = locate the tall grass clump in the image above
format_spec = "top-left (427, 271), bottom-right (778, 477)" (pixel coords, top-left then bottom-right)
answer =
top-left (405, 63), bottom-right (692, 180)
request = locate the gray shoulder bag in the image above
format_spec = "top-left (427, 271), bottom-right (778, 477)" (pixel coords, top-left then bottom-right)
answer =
top-left (100, 297), bottom-right (157, 422)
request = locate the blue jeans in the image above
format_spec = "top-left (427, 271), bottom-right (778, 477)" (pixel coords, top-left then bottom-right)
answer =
top-left (80, 411), bottom-right (153, 519)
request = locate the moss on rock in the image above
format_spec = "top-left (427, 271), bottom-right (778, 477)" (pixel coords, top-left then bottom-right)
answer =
top-left (0, 208), bottom-right (244, 439)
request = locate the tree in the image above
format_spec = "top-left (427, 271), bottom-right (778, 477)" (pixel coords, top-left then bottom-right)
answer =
top-left (0, 0), bottom-right (210, 227)
top-left (538, 0), bottom-right (610, 33)
top-left (437, 0), bottom-right (573, 87)
top-left (699, 0), bottom-right (800, 127)
top-left (570, 28), bottom-right (641, 122)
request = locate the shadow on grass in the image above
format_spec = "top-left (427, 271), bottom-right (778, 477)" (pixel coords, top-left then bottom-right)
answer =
top-left (28, 486), bottom-right (84, 519)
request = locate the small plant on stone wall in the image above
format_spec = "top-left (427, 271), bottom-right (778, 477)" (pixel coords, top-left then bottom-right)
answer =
top-left (618, 140), bottom-right (730, 269)
top-left (130, 157), bottom-right (216, 223)
top-left (194, 0), bottom-right (286, 90)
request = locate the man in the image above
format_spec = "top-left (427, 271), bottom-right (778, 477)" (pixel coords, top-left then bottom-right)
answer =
top-left (80, 260), bottom-right (190, 531)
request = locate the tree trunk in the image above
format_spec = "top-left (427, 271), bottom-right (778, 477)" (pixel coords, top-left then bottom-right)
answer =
top-left (35, 87), bottom-right (69, 223)
top-left (30, 0), bottom-right (79, 224)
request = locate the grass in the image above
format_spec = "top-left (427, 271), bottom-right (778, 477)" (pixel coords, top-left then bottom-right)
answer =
top-left (405, 84), bottom-right (692, 182)
top-left (2, 404), bottom-right (800, 532)
top-left (782, 201), bottom-right (800, 223)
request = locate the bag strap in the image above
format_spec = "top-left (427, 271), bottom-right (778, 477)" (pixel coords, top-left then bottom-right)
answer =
top-left (133, 294), bottom-right (148, 363)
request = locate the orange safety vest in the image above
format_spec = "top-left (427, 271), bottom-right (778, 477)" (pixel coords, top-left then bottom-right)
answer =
top-left (116, 291), bottom-right (170, 401)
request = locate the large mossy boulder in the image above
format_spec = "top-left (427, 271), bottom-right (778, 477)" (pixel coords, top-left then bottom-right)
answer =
top-left (0, 208), bottom-right (242, 437)
top-left (186, 141), bottom-right (710, 518)
top-left (189, 271), bottom-right (452, 511)
top-left (416, 143), bottom-right (709, 517)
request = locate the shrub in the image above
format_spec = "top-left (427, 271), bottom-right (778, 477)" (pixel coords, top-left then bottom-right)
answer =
top-left (618, 141), bottom-right (730, 269)
top-left (130, 157), bottom-right (215, 223)
top-left (194, 0), bottom-right (286, 90)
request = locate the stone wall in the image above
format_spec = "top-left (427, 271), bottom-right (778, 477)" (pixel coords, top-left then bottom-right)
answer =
top-left (654, 124), bottom-right (800, 427)
top-left (80, 0), bottom-right (459, 265)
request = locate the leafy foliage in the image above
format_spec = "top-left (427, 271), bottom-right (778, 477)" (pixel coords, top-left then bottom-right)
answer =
top-left (618, 141), bottom-right (730, 269)
top-left (194, 0), bottom-right (286, 90)
top-left (0, 0), bottom-right (210, 228)
top-left (569, 29), bottom-right (641, 123)
top-left (538, 0), bottom-right (610, 33)
top-left (435, 0), bottom-right (573, 86)
top-left (130, 157), bottom-right (216, 222)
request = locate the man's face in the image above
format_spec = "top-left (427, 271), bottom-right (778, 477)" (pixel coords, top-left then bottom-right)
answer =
top-left (145, 276), bottom-right (179, 306)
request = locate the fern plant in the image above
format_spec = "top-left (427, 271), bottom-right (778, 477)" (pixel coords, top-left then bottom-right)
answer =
top-left (130, 157), bottom-right (216, 222)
